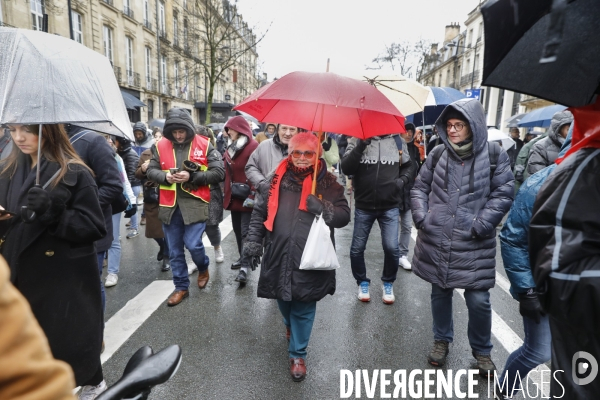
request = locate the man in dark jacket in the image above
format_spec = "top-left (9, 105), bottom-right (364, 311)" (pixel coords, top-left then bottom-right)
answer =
top-left (341, 133), bottom-right (415, 305)
top-left (132, 121), bottom-right (155, 156)
top-left (506, 127), bottom-right (524, 169)
top-left (114, 136), bottom-right (142, 238)
top-left (147, 108), bottom-right (225, 306)
top-left (527, 110), bottom-right (573, 176)
top-left (396, 123), bottom-right (421, 271)
top-left (411, 99), bottom-right (514, 376)
top-left (66, 125), bottom-right (122, 314)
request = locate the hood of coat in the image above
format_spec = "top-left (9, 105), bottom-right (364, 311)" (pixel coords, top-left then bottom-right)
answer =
top-left (435, 98), bottom-right (488, 159)
top-left (548, 110), bottom-right (573, 146)
top-left (163, 108), bottom-right (195, 144)
top-left (133, 121), bottom-right (152, 145)
top-left (224, 116), bottom-right (253, 139)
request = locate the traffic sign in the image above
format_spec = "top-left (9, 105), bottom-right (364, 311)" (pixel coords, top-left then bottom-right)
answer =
top-left (465, 89), bottom-right (482, 101)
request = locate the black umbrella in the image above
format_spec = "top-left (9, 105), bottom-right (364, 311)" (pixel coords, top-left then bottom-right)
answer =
top-left (481, 0), bottom-right (600, 107)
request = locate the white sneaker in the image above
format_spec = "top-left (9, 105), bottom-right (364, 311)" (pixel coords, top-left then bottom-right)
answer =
top-left (399, 256), bottom-right (412, 271)
top-left (358, 281), bottom-right (370, 302)
top-left (214, 246), bottom-right (224, 263)
top-left (79, 380), bottom-right (107, 400)
top-left (105, 273), bottom-right (118, 287)
top-left (188, 263), bottom-right (198, 275)
top-left (382, 282), bottom-right (395, 305)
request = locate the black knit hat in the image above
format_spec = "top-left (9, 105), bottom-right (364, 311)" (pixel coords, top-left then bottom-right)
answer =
top-left (444, 108), bottom-right (469, 124)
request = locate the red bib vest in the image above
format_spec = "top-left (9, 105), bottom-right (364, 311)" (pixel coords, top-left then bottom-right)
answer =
top-left (155, 135), bottom-right (210, 207)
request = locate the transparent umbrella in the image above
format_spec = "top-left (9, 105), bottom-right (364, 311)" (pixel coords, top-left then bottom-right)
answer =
top-left (0, 27), bottom-right (133, 141)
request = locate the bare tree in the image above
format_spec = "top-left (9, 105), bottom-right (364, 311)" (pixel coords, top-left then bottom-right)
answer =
top-left (370, 41), bottom-right (414, 77)
top-left (413, 39), bottom-right (434, 82)
top-left (179, 0), bottom-right (269, 123)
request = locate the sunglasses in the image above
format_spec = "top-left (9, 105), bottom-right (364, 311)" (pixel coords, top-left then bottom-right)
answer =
top-left (291, 150), bottom-right (316, 160)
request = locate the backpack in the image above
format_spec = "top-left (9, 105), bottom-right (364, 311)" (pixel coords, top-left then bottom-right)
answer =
top-left (429, 141), bottom-right (501, 181)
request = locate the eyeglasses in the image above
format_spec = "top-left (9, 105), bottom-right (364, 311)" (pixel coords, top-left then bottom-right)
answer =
top-left (291, 150), bottom-right (316, 160)
top-left (446, 122), bottom-right (466, 132)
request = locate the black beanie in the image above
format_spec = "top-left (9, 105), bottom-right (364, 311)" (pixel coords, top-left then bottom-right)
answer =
top-left (444, 109), bottom-right (468, 124)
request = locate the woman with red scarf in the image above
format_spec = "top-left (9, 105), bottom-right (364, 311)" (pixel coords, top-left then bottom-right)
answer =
top-left (243, 132), bottom-right (350, 382)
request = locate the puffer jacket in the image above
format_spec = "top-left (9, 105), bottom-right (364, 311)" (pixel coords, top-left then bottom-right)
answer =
top-left (513, 133), bottom-right (545, 192)
top-left (527, 110), bottom-right (573, 176)
top-left (117, 141), bottom-right (141, 188)
top-left (245, 134), bottom-right (289, 197)
top-left (500, 130), bottom-right (571, 300)
top-left (410, 99), bottom-right (514, 290)
top-left (246, 169), bottom-right (350, 302)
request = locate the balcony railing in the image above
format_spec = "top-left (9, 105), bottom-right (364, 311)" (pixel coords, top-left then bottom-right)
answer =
top-left (101, 0), bottom-right (113, 6)
top-left (162, 83), bottom-right (172, 96)
top-left (123, 5), bottom-right (134, 19)
top-left (146, 78), bottom-right (158, 92)
top-left (113, 66), bottom-right (122, 83)
top-left (159, 30), bottom-right (167, 40)
top-left (460, 70), bottom-right (480, 87)
top-left (173, 38), bottom-right (180, 48)
top-left (126, 69), bottom-right (134, 86)
top-left (143, 19), bottom-right (152, 30)
top-left (133, 72), bottom-right (141, 88)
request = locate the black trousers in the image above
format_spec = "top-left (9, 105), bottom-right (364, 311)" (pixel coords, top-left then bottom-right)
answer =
top-left (231, 211), bottom-right (252, 269)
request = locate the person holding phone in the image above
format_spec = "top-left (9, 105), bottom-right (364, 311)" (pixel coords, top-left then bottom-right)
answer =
top-left (146, 108), bottom-right (225, 307)
top-left (0, 124), bottom-right (107, 397)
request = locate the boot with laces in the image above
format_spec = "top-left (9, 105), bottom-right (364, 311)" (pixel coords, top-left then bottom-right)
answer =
top-left (427, 340), bottom-right (449, 367)
top-left (473, 350), bottom-right (497, 377)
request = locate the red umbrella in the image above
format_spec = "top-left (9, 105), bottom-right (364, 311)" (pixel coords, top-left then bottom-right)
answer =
top-left (233, 71), bottom-right (406, 139)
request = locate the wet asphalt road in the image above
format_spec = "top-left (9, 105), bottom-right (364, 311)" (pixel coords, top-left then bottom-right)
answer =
top-left (100, 192), bottom-right (547, 400)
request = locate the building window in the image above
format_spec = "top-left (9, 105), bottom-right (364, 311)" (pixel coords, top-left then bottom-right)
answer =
top-left (162, 101), bottom-right (168, 118)
top-left (147, 99), bottom-right (154, 121)
top-left (469, 29), bottom-right (474, 47)
top-left (159, 1), bottom-right (165, 35)
top-left (71, 11), bottom-right (83, 44)
top-left (184, 65), bottom-right (189, 99)
top-left (125, 36), bottom-right (134, 85)
top-left (144, 0), bottom-right (150, 25)
top-left (103, 25), bottom-right (113, 63)
top-left (173, 16), bottom-right (178, 46)
top-left (174, 61), bottom-right (179, 95)
top-left (145, 47), bottom-right (152, 89)
top-left (183, 20), bottom-right (188, 49)
top-left (477, 22), bottom-right (483, 41)
top-left (31, 0), bottom-right (44, 31)
top-left (161, 55), bottom-right (167, 93)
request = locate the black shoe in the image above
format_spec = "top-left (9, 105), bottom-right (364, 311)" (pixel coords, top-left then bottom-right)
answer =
top-left (235, 270), bottom-right (247, 283)
top-left (157, 248), bottom-right (164, 261)
top-left (161, 259), bottom-right (171, 271)
top-left (231, 258), bottom-right (242, 270)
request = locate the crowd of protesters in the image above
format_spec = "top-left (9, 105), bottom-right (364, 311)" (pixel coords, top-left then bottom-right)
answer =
top-left (1, 98), bottom-right (597, 399)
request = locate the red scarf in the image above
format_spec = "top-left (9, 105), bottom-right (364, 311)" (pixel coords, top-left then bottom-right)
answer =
top-left (263, 158), bottom-right (317, 231)
top-left (556, 99), bottom-right (600, 164)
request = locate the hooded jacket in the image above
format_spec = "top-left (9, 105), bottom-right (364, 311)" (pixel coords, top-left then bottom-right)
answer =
top-left (255, 123), bottom-right (277, 144)
top-left (116, 138), bottom-right (141, 187)
top-left (500, 130), bottom-right (571, 299)
top-left (340, 135), bottom-right (415, 211)
top-left (527, 110), bottom-right (573, 176)
top-left (132, 121), bottom-right (155, 155)
top-left (410, 99), bottom-right (514, 290)
top-left (245, 133), bottom-right (290, 197)
top-left (147, 108), bottom-right (225, 225)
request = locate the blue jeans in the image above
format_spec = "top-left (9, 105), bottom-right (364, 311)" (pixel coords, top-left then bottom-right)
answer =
top-left (130, 185), bottom-right (142, 230)
top-left (107, 213), bottom-right (121, 275)
top-left (499, 315), bottom-right (551, 394)
top-left (431, 283), bottom-right (493, 355)
top-left (96, 252), bottom-right (106, 313)
top-left (277, 300), bottom-right (317, 359)
top-left (350, 207), bottom-right (400, 284)
top-left (398, 208), bottom-right (413, 257)
top-left (162, 207), bottom-right (209, 291)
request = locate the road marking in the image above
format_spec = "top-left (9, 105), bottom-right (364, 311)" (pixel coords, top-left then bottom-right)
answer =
top-left (103, 215), bottom-right (234, 365)
top-left (412, 228), bottom-right (549, 396)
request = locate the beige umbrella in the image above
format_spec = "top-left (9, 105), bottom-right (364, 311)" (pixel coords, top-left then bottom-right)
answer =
top-left (356, 72), bottom-right (429, 117)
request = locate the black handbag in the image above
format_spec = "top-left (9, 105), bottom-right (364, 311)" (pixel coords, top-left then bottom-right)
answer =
top-left (111, 192), bottom-right (130, 214)
top-left (143, 182), bottom-right (159, 204)
top-left (230, 182), bottom-right (251, 200)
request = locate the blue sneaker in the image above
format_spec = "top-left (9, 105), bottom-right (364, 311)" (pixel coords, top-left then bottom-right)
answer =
top-left (382, 282), bottom-right (395, 304)
top-left (358, 281), bottom-right (370, 302)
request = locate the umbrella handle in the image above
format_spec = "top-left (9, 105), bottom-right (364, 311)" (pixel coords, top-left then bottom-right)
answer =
top-left (21, 206), bottom-right (36, 223)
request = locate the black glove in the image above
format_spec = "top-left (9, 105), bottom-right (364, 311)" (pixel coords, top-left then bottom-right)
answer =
top-left (518, 291), bottom-right (545, 324)
top-left (322, 137), bottom-right (332, 151)
top-left (356, 138), bottom-right (371, 152)
top-left (27, 186), bottom-right (51, 215)
top-left (306, 194), bottom-right (323, 215)
top-left (250, 255), bottom-right (260, 271)
top-left (396, 177), bottom-right (406, 192)
top-left (124, 203), bottom-right (138, 218)
top-left (243, 241), bottom-right (263, 257)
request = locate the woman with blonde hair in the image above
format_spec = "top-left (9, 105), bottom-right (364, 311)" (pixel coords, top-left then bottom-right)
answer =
top-left (0, 123), bottom-right (107, 397)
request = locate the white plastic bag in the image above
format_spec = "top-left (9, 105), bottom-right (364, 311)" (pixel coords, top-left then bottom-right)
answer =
top-left (299, 214), bottom-right (340, 270)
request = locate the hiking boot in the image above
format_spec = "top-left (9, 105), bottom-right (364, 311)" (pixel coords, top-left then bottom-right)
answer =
top-left (427, 340), bottom-right (449, 367)
top-left (357, 281), bottom-right (370, 302)
top-left (473, 351), bottom-right (497, 377)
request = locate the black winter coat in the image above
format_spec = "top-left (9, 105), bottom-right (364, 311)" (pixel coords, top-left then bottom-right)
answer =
top-left (67, 126), bottom-right (122, 252)
top-left (246, 171), bottom-right (350, 302)
top-left (0, 158), bottom-right (106, 385)
top-left (411, 99), bottom-right (514, 290)
top-left (117, 144), bottom-right (142, 187)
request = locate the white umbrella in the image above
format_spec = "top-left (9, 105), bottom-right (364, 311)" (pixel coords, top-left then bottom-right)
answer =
top-left (0, 27), bottom-right (133, 141)
top-left (355, 72), bottom-right (429, 116)
top-left (488, 128), bottom-right (516, 150)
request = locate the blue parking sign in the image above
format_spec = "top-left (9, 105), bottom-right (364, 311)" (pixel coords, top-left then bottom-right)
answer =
top-left (465, 89), bottom-right (482, 101)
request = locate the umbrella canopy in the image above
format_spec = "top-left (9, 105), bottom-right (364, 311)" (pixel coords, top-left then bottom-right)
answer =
top-left (517, 104), bottom-right (567, 128)
top-left (488, 128), bottom-right (516, 150)
top-left (355, 72), bottom-right (429, 116)
top-left (233, 71), bottom-right (405, 139)
top-left (481, 0), bottom-right (600, 107)
top-left (405, 87), bottom-right (467, 126)
top-left (0, 27), bottom-right (133, 140)
top-left (121, 90), bottom-right (147, 110)
top-left (505, 113), bottom-right (526, 128)
top-left (148, 119), bottom-right (165, 129)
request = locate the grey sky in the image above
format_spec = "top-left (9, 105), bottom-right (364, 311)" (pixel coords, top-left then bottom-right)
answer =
top-left (235, 0), bottom-right (482, 79)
